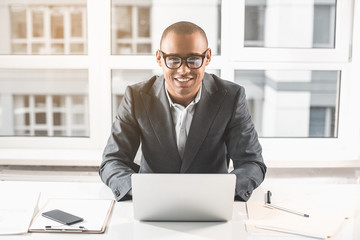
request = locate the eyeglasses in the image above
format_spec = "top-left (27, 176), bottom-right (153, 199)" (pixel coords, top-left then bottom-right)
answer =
top-left (159, 49), bottom-right (209, 69)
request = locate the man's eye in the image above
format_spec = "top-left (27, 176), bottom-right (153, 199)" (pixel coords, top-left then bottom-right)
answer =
top-left (187, 57), bottom-right (202, 64)
top-left (168, 57), bottom-right (181, 63)
top-left (187, 57), bottom-right (201, 62)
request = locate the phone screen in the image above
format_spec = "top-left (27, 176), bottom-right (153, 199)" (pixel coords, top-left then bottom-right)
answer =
top-left (42, 209), bottom-right (84, 225)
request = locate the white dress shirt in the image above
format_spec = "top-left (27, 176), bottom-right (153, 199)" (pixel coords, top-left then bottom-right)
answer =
top-left (165, 83), bottom-right (202, 159)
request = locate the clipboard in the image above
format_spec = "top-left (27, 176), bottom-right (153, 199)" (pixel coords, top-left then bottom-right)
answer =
top-left (29, 198), bottom-right (114, 234)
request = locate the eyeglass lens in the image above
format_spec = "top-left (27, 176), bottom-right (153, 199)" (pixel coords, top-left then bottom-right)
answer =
top-left (166, 56), bottom-right (203, 69)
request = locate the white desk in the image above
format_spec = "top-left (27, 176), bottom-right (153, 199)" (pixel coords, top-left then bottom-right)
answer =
top-left (0, 180), bottom-right (359, 240)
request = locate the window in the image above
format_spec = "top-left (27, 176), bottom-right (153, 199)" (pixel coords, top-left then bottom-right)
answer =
top-left (0, 69), bottom-right (89, 137)
top-left (13, 94), bottom-right (88, 136)
top-left (0, 0), bottom-right (358, 167)
top-left (244, 0), bottom-right (336, 49)
top-left (2, 3), bottom-right (87, 55)
top-left (112, 4), bottom-right (152, 54)
top-left (111, 0), bottom-right (221, 55)
top-left (235, 70), bottom-right (339, 138)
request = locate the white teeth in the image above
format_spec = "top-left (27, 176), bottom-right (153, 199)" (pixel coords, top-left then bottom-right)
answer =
top-left (176, 78), bottom-right (191, 82)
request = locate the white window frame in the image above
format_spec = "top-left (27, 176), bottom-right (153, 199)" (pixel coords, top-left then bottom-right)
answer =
top-left (0, 0), bottom-right (359, 168)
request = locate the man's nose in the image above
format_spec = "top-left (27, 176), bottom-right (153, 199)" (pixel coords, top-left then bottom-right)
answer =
top-left (177, 61), bottom-right (191, 74)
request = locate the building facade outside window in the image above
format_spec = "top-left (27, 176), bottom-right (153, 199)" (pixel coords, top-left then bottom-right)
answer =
top-left (111, 0), bottom-right (221, 55)
top-left (7, 4), bottom-right (87, 55)
top-left (244, 0), bottom-right (336, 48)
top-left (0, 69), bottom-right (89, 137)
top-left (234, 70), bottom-right (338, 138)
top-left (13, 94), bottom-right (88, 136)
top-left (112, 4), bottom-right (152, 54)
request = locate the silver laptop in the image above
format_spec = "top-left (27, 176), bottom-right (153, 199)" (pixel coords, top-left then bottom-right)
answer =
top-left (131, 174), bottom-right (236, 221)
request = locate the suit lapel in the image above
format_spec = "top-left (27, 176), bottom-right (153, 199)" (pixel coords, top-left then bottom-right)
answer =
top-left (181, 74), bottom-right (228, 172)
top-left (140, 76), bottom-right (182, 167)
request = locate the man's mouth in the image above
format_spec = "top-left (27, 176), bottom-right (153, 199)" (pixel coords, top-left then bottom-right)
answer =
top-left (174, 77), bottom-right (193, 82)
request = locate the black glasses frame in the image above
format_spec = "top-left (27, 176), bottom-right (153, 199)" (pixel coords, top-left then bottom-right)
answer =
top-left (159, 48), bottom-right (209, 69)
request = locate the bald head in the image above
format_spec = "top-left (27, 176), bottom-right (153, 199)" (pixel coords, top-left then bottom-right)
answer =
top-left (160, 21), bottom-right (208, 49)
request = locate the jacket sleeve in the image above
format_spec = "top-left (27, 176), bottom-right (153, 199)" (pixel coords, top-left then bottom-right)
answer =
top-left (99, 86), bottom-right (141, 201)
top-left (225, 86), bottom-right (266, 201)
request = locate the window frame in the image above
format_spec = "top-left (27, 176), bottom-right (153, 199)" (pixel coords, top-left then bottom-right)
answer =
top-left (0, 0), bottom-right (359, 167)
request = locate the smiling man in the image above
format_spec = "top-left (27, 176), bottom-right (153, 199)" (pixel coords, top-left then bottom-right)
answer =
top-left (100, 21), bottom-right (266, 201)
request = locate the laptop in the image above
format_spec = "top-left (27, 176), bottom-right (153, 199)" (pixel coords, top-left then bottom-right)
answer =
top-left (131, 174), bottom-right (236, 221)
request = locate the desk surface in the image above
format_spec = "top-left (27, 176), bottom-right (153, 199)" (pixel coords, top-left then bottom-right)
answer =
top-left (0, 180), bottom-right (359, 240)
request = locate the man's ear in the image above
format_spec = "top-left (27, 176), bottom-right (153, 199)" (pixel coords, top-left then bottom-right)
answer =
top-left (156, 50), bottom-right (162, 67)
top-left (204, 48), bottom-right (212, 66)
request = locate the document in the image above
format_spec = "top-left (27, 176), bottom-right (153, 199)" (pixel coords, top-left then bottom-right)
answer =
top-left (29, 198), bottom-right (114, 233)
top-left (245, 188), bottom-right (355, 238)
top-left (0, 192), bottom-right (40, 235)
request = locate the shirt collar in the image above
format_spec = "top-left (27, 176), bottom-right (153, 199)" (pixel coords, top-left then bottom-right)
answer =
top-left (165, 82), bottom-right (202, 108)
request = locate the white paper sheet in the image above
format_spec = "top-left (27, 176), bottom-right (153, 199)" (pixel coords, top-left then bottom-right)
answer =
top-left (0, 192), bottom-right (40, 235)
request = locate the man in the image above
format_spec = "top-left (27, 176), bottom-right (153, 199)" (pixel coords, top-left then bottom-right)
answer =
top-left (100, 21), bottom-right (266, 201)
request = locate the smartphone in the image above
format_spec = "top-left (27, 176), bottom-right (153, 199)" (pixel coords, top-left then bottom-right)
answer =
top-left (41, 209), bottom-right (84, 225)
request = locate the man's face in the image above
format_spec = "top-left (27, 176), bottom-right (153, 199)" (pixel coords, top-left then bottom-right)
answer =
top-left (156, 32), bottom-right (211, 104)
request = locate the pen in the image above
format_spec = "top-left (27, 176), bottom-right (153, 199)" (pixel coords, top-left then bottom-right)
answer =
top-left (255, 225), bottom-right (325, 240)
top-left (265, 203), bottom-right (310, 217)
top-left (264, 190), bottom-right (309, 217)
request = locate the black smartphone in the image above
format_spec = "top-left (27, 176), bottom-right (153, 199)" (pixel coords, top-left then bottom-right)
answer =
top-left (41, 209), bottom-right (84, 225)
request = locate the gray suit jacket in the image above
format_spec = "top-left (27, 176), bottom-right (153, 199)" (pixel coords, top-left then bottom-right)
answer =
top-left (99, 73), bottom-right (266, 201)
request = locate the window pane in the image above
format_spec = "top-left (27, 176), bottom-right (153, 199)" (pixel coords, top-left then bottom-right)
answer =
top-left (32, 10), bottom-right (44, 38)
top-left (53, 112), bottom-right (65, 126)
top-left (35, 112), bottom-right (46, 124)
top-left (234, 70), bottom-right (339, 137)
top-left (1, 2), bottom-right (87, 55)
top-left (70, 43), bottom-right (84, 54)
top-left (313, 4), bottom-right (335, 48)
top-left (138, 7), bottom-right (150, 38)
top-left (137, 44), bottom-right (151, 54)
top-left (35, 95), bottom-right (46, 108)
top-left (32, 43), bottom-right (45, 54)
top-left (244, 0), bottom-right (336, 48)
top-left (51, 12), bottom-right (64, 39)
top-left (71, 12), bottom-right (83, 37)
top-left (111, 0), bottom-right (221, 55)
top-left (114, 6), bottom-right (132, 38)
top-left (10, 7), bottom-right (27, 39)
top-left (0, 69), bottom-right (89, 137)
top-left (244, 5), bottom-right (265, 47)
top-left (11, 44), bottom-right (27, 54)
top-left (51, 43), bottom-right (64, 54)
